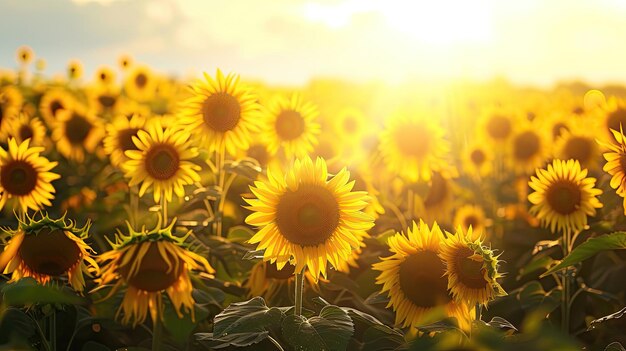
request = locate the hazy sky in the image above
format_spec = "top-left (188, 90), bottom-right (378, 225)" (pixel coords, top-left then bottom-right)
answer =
top-left (1, 0), bottom-right (626, 86)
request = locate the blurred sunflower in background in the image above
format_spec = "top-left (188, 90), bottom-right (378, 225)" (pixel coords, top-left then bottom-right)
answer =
top-left (597, 126), bottom-right (626, 214)
top-left (262, 93), bottom-right (320, 159)
top-left (118, 54), bottom-right (133, 70)
top-left (16, 46), bottom-right (34, 65)
top-left (39, 88), bottom-right (75, 126)
top-left (601, 98), bottom-right (626, 139)
top-left (97, 218), bottom-right (215, 326)
top-left (103, 113), bottom-right (146, 168)
top-left (124, 66), bottom-right (156, 102)
top-left (122, 120), bottom-right (201, 203)
top-left (508, 126), bottom-right (547, 174)
top-left (528, 159), bottom-right (602, 234)
top-left (380, 114), bottom-right (450, 182)
top-left (333, 107), bottom-right (370, 143)
top-left (95, 66), bottom-right (116, 86)
top-left (52, 106), bottom-right (104, 162)
top-left (179, 69), bottom-right (260, 156)
top-left (6, 113), bottom-right (47, 146)
top-left (0, 85), bottom-right (23, 132)
top-left (0, 138), bottom-right (60, 212)
top-left (67, 60), bottom-right (83, 80)
top-left (373, 221), bottom-right (470, 329)
top-left (245, 156), bottom-right (374, 280)
top-left (461, 143), bottom-right (493, 179)
top-left (453, 205), bottom-right (489, 238)
top-left (440, 227), bottom-right (506, 306)
top-left (478, 108), bottom-right (518, 145)
top-left (555, 126), bottom-right (601, 171)
top-left (87, 84), bottom-right (122, 116)
top-left (0, 213), bottom-right (99, 293)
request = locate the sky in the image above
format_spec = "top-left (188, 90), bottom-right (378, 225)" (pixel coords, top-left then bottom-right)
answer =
top-left (1, 0), bottom-right (626, 87)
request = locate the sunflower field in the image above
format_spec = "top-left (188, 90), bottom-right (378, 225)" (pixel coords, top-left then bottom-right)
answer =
top-left (1, 44), bottom-right (626, 351)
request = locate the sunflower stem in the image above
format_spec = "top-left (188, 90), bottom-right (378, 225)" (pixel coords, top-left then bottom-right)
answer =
top-left (561, 230), bottom-right (573, 334)
top-left (267, 335), bottom-right (285, 351)
top-left (475, 303), bottom-right (482, 322)
top-left (152, 318), bottom-right (163, 351)
top-left (50, 309), bottom-right (57, 351)
top-left (161, 195), bottom-right (168, 224)
top-left (130, 185), bottom-right (139, 228)
top-left (294, 272), bottom-right (304, 316)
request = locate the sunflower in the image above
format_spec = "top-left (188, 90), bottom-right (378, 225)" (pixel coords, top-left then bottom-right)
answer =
top-left (262, 93), bottom-right (320, 159)
top-left (16, 46), bottom-right (33, 65)
top-left (124, 66), bottom-right (156, 102)
top-left (52, 106), bottom-right (105, 162)
top-left (87, 84), bottom-right (122, 116)
top-left (508, 126), bottom-right (547, 174)
top-left (461, 143), bottom-right (493, 179)
top-left (601, 98), bottom-right (626, 139)
top-left (597, 126), bottom-right (626, 215)
top-left (67, 60), bottom-right (83, 80)
top-left (0, 85), bottom-right (23, 133)
top-left (95, 66), bottom-right (116, 86)
top-left (372, 221), bottom-right (470, 329)
top-left (0, 138), bottom-right (60, 212)
top-left (454, 205), bottom-right (488, 236)
top-left (0, 213), bottom-right (99, 293)
top-left (440, 227), bottom-right (506, 306)
top-left (122, 120), bottom-right (201, 204)
top-left (245, 156), bottom-right (374, 280)
top-left (118, 54), bottom-right (133, 70)
top-left (413, 171), bottom-right (456, 223)
top-left (103, 113), bottom-right (147, 168)
top-left (6, 113), bottom-right (47, 146)
top-left (379, 114), bottom-right (450, 182)
top-left (333, 107), bottom-right (369, 142)
top-left (246, 260), bottom-right (295, 301)
top-left (39, 89), bottom-right (75, 126)
top-left (97, 218), bottom-right (215, 326)
top-left (179, 69), bottom-right (260, 156)
top-left (478, 108), bottom-right (518, 145)
top-left (528, 159), bottom-right (602, 234)
top-left (240, 141), bottom-right (274, 169)
top-left (554, 126), bottom-right (600, 171)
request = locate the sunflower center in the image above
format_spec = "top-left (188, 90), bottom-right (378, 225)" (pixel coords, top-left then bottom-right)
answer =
top-left (202, 92), bottom-right (241, 133)
top-left (0, 105), bottom-right (4, 121)
top-left (620, 154), bottom-right (626, 173)
top-left (247, 144), bottom-right (269, 166)
top-left (486, 115), bottom-right (512, 140)
top-left (19, 125), bottom-right (34, 141)
top-left (398, 251), bottom-right (451, 308)
top-left (145, 144), bottom-right (180, 180)
top-left (464, 215), bottom-right (479, 229)
top-left (552, 122), bottom-right (568, 140)
top-left (546, 180), bottom-right (581, 215)
top-left (607, 108), bottom-right (626, 132)
top-left (117, 128), bottom-right (140, 152)
top-left (98, 95), bottom-right (117, 108)
top-left (513, 131), bottom-right (540, 160)
top-left (265, 261), bottom-right (295, 280)
top-left (470, 149), bottom-right (486, 166)
top-left (275, 184), bottom-right (340, 246)
top-left (135, 73), bottom-right (148, 88)
top-left (65, 113), bottom-right (93, 145)
top-left (1, 160), bottom-right (38, 196)
top-left (343, 116), bottom-right (358, 134)
top-left (394, 124), bottom-right (431, 158)
top-left (563, 136), bottom-right (593, 164)
top-left (19, 228), bottom-right (82, 276)
top-left (424, 173), bottom-right (448, 208)
top-left (453, 246), bottom-right (487, 290)
top-left (100, 73), bottom-right (107, 81)
top-left (120, 242), bottom-right (184, 292)
top-left (50, 100), bottom-right (64, 117)
top-left (572, 106), bottom-right (584, 115)
top-left (275, 110), bottom-right (305, 141)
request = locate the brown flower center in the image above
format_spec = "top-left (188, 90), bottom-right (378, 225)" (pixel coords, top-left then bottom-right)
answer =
top-left (65, 113), bottom-right (93, 145)
top-left (424, 173), bottom-right (448, 208)
top-left (398, 250), bottom-right (451, 308)
top-left (265, 261), bottom-right (295, 280)
top-left (1, 160), bottom-right (38, 196)
top-left (19, 125), bottom-right (34, 142)
top-left (135, 73), bottom-right (148, 89)
top-left (470, 149), bottom-right (486, 166)
top-left (546, 180), bottom-right (581, 215)
top-left (343, 116), bottom-right (358, 134)
top-left (607, 108), bottom-right (626, 132)
top-left (486, 115), bottom-right (512, 140)
top-left (453, 246), bottom-right (487, 289)
top-left (19, 228), bottom-right (81, 276)
top-left (275, 110), bottom-right (305, 141)
top-left (394, 124), bottom-right (431, 159)
top-left (275, 184), bottom-right (340, 246)
top-left (552, 122), bottom-right (569, 140)
top-left (513, 131), bottom-right (540, 161)
top-left (100, 73), bottom-right (107, 82)
top-left (202, 92), bottom-right (241, 132)
top-left (98, 95), bottom-right (117, 108)
top-left (120, 242), bottom-right (183, 292)
top-left (563, 136), bottom-right (593, 164)
top-left (144, 143), bottom-right (180, 180)
top-left (247, 144), bottom-right (269, 166)
top-left (50, 100), bottom-right (64, 117)
top-left (464, 215), bottom-right (479, 229)
top-left (117, 128), bottom-right (140, 152)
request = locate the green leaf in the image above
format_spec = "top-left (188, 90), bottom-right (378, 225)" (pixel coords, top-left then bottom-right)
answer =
top-left (162, 298), bottom-right (210, 344)
top-left (227, 226), bottom-right (255, 243)
top-left (532, 239), bottom-right (561, 255)
top-left (243, 249), bottom-right (265, 260)
top-left (486, 316), bottom-right (518, 331)
top-left (517, 281), bottom-right (561, 312)
top-left (518, 255), bottom-right (555, 279)
top-left (606, 342), bottom-right (626, 351)
top-left (0, 307), bottom-right (36, 340)
top-left (542, 232), bottom-right (626, 277)
top-left (282, 305), bottom-right (354, 351)
top-left (362, 324), bottom-right (406, 351)
top-left (213, 297), bottom-right (283, 338)
top-left (196, 331), bottom-right (269, 349)
top-left (2, 278), bottom-right (84, 306)
top-left (415, 318), bottom-right (463, 334)
top-left (588, 307), bottom-right (626, 331)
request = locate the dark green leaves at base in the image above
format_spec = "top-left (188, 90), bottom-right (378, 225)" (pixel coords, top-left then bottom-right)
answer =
top-left (281, 305), bottom-right (354, 351)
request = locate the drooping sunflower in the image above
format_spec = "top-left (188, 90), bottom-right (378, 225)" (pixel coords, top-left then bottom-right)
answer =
top-left (103, 113), bottom-right (147, 168)
top-left (39, 88), bottom-right (75, 126)
top-left (0, 138), bottom-right (60, 212)
top-left (372, 221), bottom-right (470, 329)
top-left (379, 114), bottom-right (450, 182)
top-left (52, 106), bottom-right (105, 162)
top-left (461, 143), bottom-right (493, 179)
top-left (0, 85), bottom-right (23, 133)
top-left (0, 213), bottom-right (99, 293)
top-left (245, 156), bottom-right (374, 280)
top-left (6, 113), bottom-right (47, 146)
top-left (528, 159), bottom-right (603, 234)
top-left (122, 120), bottom-right (201, 203)
top-left (453, 205), bottom-right (489, 239)
top-left (124, 66), bottom-right (156, 102)
top-left (508, 126), bottom-right (547, 174)
top-left (179, 69), bottom-right (261, 156)
top-left (262, 93), bottom-right (320, 159)
top-left (597, 126), bottom-right (626, 215)
top-left (97, 218), bottom-right (215, 326)
top-left (555, 126), bottom-right (601, 171)
top-left (439, 227), bottom-right (506, 306)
